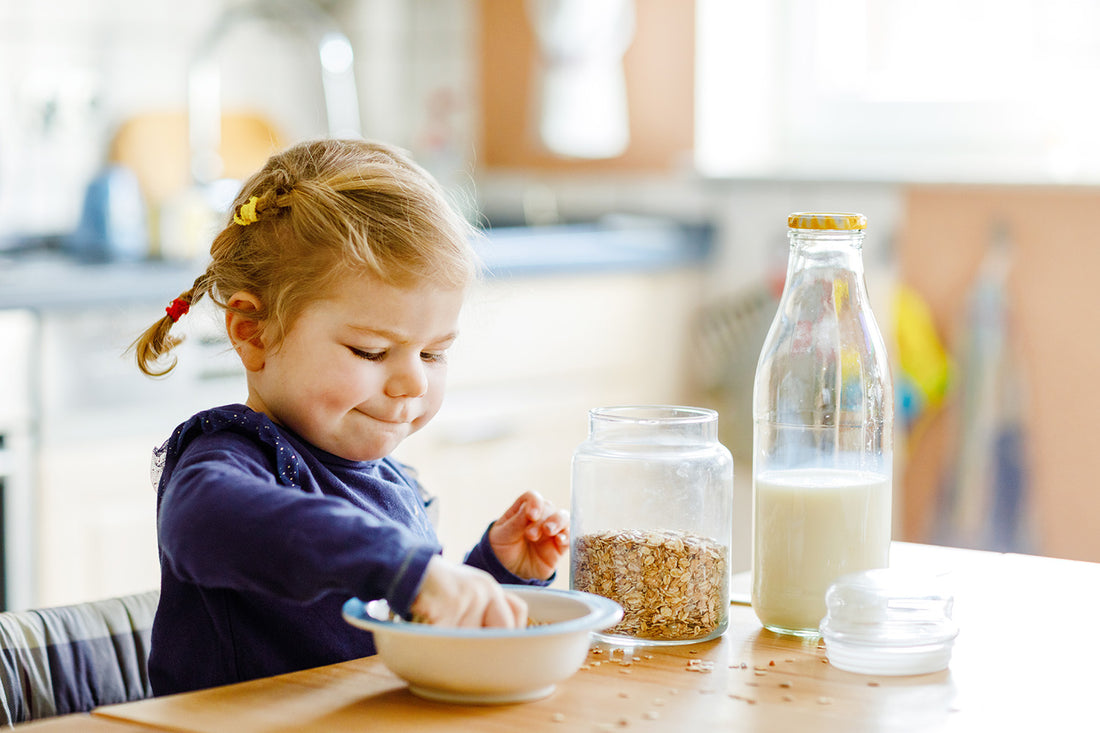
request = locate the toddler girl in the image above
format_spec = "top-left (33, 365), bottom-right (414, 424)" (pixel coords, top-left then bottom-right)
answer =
top-left (133, 139), bottom-right (569, 695)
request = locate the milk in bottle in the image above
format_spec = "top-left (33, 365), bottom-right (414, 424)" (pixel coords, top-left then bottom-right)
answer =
top-left (751, 213), bottom-right (893, 636)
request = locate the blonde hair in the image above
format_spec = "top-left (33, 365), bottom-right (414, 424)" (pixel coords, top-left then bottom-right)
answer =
top-left (134, 138), bottom-right (478, 377)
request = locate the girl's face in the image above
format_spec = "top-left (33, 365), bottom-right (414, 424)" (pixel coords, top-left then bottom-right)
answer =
top-left (245, 272), bottom-right (465, 461)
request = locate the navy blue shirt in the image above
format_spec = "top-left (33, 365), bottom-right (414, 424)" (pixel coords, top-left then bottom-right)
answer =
top-left (149, 404), bottom-right (543, 695)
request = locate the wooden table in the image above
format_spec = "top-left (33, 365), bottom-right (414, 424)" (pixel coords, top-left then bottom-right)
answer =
top-left (14, 715), bottom-right (171, 732)
top-left (90, 543), bottom-right (1100, 732)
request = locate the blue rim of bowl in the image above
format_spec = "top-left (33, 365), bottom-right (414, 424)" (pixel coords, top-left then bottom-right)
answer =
top-left (342, 585), bottom-right (623, 639)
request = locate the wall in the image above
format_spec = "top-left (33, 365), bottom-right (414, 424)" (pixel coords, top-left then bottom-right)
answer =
top-left (895, 186), bottom-right (1100, 562)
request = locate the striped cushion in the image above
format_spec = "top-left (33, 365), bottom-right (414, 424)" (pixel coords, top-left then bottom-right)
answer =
top-left (0, 590), bottom-right (158, 726)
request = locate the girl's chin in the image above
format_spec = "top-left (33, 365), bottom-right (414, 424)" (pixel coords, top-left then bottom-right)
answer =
top-left (311, 415), bottom-right (424, 461)
top-left (330, 445), bottom-right (392, 462)
top-left (342, 431), bottom-right (409, 462)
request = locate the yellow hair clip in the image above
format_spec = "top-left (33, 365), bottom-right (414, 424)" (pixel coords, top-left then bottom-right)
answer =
top-left (233, 196), bottom-right (260, 226)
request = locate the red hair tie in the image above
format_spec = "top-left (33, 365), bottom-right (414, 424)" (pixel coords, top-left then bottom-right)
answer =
top-left (165, 298), bottom-right (190, 323)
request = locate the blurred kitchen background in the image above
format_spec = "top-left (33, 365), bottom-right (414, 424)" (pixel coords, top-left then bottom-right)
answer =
top-left (1, 0), bottom-right (1098, 610)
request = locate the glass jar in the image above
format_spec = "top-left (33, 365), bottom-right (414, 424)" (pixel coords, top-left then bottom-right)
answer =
top-left (751, 212), bottom-right (893, 637)
top-left (570, 405), bottom-right (733, 645)
top-left (820, 568), bottom-right (958, 675)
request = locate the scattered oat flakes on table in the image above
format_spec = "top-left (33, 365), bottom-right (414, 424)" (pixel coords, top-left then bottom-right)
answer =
top-left (686, 658), bottom-right (714, 672)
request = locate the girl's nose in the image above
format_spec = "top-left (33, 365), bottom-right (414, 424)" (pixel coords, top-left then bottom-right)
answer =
top-left (385, 357), bottom-right (428, 398)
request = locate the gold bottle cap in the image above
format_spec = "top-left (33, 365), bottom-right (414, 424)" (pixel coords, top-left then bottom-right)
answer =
top-left (787, 212), bottom-right (867, 230)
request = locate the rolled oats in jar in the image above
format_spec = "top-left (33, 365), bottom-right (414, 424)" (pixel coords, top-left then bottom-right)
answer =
top-left (570, 406), bottom-right (734, 645)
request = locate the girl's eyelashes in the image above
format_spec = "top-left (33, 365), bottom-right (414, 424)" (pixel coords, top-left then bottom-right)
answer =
top-left (347, 346), bottom-right (448, 363)
top-left (348, 346), bottom-right (386, 361)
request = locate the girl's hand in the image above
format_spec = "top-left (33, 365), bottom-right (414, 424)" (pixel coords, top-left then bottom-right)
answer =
top-left (409, 556), bottom-right (527, 628)
top-left (488, 491), bottom-right (570, 581)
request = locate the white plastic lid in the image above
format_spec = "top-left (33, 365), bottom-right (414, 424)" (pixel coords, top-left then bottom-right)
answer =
top-left (819, 568), bottom-right (958, 676)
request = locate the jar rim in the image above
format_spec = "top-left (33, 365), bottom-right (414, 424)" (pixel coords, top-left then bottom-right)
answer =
top-left (589, 405), bottom-right (718, 424)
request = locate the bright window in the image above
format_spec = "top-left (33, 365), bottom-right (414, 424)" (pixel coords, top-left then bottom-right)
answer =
top-left (696, 0), bottom-right (1100, 182)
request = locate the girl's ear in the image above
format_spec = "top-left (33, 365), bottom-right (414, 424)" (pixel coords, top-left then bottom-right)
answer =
top-left (226, 291), bottom-right (266, 372)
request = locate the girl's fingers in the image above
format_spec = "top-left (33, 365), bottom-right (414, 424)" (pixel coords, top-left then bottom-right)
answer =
top-left (480, 590), bottom-right (526, 628)
top-left (528, 509), bottom-right (570, 541)
top-left (499, 494), bottom-right (528, 522)
top-left (505, 592), bottom-right (528, 628)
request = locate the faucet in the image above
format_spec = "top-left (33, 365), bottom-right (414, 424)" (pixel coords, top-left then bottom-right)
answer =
top-left (187, 0), bottom-right (362, 185)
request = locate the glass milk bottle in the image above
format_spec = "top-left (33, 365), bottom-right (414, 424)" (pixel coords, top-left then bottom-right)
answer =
top-left (751, 213), bottom-right (893, 636)
top-left (571, 406), bottom-right (733, 645)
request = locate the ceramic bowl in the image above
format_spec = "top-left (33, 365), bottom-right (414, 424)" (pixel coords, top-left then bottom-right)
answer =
top-left (342, 585), bottom-right (622, 704)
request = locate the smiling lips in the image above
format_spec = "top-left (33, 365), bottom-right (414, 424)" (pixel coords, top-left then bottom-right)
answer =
top-left (360, 408), bottom-right (414, 425)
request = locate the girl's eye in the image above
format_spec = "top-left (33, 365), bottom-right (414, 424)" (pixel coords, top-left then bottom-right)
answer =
top-left (420, 351), bottom-right (447, 363)
top-left (349, 347), bottom-right (386, 361)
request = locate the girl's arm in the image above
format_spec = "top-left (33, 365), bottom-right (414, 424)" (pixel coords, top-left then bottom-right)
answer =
top-left (158, 434), bottom-right (436, 617)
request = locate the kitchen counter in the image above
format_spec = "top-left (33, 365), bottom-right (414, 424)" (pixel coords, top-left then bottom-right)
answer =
top-left (476, 220), bottom-right (712, 278)
top-left (0, 220), bottom-right (713, 311)
top-left (0, 255), bottom-right (204, 311)
top-left (83, 542), bottom-right (1098, 732)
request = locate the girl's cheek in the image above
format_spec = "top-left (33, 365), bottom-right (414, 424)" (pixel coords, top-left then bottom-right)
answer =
top-left (416, 391), bottom-right (447, 428)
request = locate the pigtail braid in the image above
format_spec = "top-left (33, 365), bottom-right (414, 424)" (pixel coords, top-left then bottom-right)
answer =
top-left (131, 268), bottom-right (214, 377)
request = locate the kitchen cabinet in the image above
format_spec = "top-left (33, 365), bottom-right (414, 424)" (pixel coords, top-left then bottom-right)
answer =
top-left (36, 431), bottom-right (163, 607)
top-left (0, 309), bottom-right (36, 610)
top-left (393, 267), bottom-right (704, 567)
